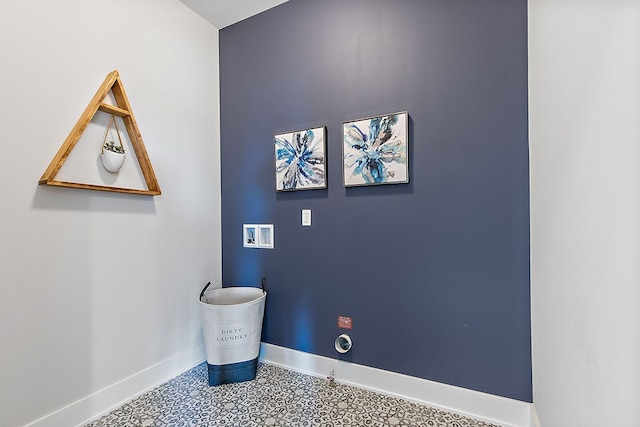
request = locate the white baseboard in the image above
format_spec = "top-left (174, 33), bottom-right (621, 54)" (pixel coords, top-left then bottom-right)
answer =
top-left (24, 342), bottom-right (535, 427)
top-left (24, 343), bottom-right (206, 427)
top-left (259, 342), bottom-right (533, 427)
top-left (529, 404), bottom-right (541, 427)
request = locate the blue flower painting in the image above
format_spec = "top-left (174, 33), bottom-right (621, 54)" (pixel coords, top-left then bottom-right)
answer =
top-left (275, 126), bottom-right (326, 191)
top-left (343, 112), bottom-right (408, 187)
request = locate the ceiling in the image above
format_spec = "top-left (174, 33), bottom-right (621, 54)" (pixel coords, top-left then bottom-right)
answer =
top-left (179, 0), bottom-right (289, 29)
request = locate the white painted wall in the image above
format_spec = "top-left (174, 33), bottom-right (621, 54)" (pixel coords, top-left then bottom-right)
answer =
top-left (0, 1), bottom-right (220, 426)
top-left (529, 0), bottom-right (640, 425)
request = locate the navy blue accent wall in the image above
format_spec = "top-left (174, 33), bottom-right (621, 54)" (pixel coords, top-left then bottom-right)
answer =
top-left (220, 0), bottom-right (531, 401)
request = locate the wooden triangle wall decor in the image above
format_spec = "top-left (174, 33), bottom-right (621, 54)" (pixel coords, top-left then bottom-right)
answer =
top-left (39, 70), bottom-right (161, 196)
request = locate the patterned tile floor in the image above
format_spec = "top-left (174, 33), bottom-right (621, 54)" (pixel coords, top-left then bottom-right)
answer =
top-left (85, 363), bottom-right (499, 427)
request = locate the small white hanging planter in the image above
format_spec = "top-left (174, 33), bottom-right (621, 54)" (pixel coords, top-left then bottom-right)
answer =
top-left (101, 147), bottom-right (126, 172)
top-left (101, 115), bottom-right (126, 173)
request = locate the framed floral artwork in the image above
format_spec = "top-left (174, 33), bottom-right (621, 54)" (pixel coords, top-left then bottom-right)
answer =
top-left (343, 111), bottom-right (408, 187)
top-left (275, 126), bottom-right (327, 191)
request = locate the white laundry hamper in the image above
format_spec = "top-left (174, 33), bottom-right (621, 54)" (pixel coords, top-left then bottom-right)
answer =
top-left (199, 282), bottom-right (266, 386)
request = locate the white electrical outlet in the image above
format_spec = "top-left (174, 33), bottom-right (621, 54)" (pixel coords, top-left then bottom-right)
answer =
top-left (302, 209), bottom-right (311, 226)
